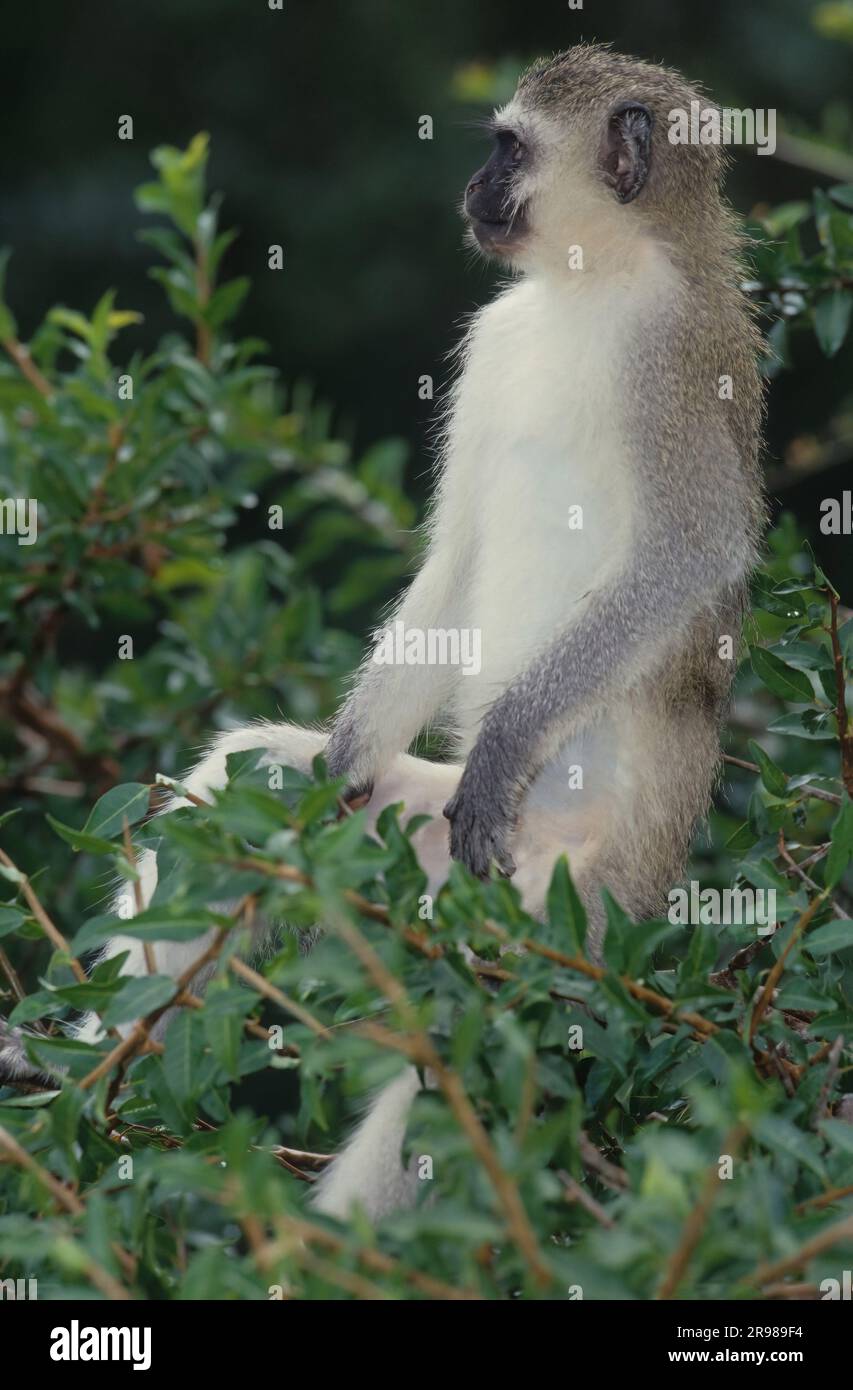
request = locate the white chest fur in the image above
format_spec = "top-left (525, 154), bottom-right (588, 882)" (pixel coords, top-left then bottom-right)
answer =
top-left (446, 269), bottom-right (662, 734)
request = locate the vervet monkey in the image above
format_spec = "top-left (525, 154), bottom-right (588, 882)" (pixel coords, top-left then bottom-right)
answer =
top-left (1, 46), bottom-right (764, 1222)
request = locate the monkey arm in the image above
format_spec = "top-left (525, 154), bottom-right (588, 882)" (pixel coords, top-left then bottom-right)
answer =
top-left (325, 535), bottom-right (472, 792)
top-left (445, 438), bottom-right (757, 878)
top-left (324, 443), bottom-right (477, 790)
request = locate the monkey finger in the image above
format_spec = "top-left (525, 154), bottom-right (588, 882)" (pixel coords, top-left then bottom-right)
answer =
top-left (342, 781), bottom-right (374, 807)
top-left (495, 848), bottom-right (517, 878)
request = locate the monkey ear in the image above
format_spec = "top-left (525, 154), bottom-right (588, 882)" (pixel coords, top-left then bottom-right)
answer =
top-left (600, 101), bottom-right (654, 204)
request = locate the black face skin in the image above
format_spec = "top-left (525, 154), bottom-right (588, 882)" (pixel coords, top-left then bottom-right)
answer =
top-left (463, 128), bottom-right (529, 256)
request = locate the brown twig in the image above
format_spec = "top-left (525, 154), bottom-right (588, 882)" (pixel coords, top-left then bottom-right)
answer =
top-left (762, 1281), bottom-right (820, 1299)
top-left (269, 1145), bottom-right (333, 1171)
top-left (748, 894), bottom-right (823, 1044)
top-left (482, 920), bottom-right (719, 1039)
top-left (269, 1212), bottom-right (483, 1300)
top-left (778, 829), bottom-right (848, 919)
top-left (1, 680), bottom-right (121, 787)
top-left (357, 1014), bottom-right (551, 1287)
top-left (0, 945), bottom-right (26, 1003)
top-left (228, 956), bottom-right (332, 1040)
top-left (810, 1035), bottom-right (845, 1128)
top-left (78, 925), bottom-right (231, 1091)
top-left (2, 336), bottom-right (53, 398)
top-left (194, 240), bottom-right (212, 367)
top-left (578, 1131), bottom-right (630, 1191)
top-left (0, 1123), bottom-right (133, 1296)
top-left (657, 1125), bottom-right (746, 1299)
top-left (0, 846), bottom-right (88, 986)
top-left (228, 854), bottom-right (441, 954)
top-left (559, 1171), bottom-right (615, 1228)
top-left (795, 1185), bottom-right (853, 1214)
top-left (723, 753), bottom-right (841, 805)
top-left (827, 589), bottom-right (853, 796)
top-left (747, 1214), bottom-right (853, 1289)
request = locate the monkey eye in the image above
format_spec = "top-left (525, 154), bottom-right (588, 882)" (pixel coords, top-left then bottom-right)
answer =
top-left (495, 129), bottom-right (526, 162)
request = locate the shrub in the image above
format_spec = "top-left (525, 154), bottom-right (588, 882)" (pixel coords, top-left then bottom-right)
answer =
top-left (0, 140), bottom-right (851, 1301)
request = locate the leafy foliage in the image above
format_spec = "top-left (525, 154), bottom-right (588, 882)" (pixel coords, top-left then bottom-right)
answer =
top-left (0, 141), bottom-right (851, 1301)
top-left (747, 185), bottom-right (853, 365)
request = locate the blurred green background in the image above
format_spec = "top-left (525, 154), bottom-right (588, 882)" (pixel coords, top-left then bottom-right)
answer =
top-left (2, 0), bottom-right (852, 594)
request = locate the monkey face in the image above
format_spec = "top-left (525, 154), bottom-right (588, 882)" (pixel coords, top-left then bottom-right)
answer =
top-left (463, 87), bottom-right (655, 273)
top-left (463, 128), bottom-right (531, 259)
top-left (464, 47), bottom-right (725, 277)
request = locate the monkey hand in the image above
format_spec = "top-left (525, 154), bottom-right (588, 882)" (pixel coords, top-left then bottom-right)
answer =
top-left (443, 779), bottom-right (517, 880)
top-left (323, 713), bottom-right (375, 805)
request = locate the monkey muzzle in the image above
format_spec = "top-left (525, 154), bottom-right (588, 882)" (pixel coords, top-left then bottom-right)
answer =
top-left (464, 149), bottom-right (527, 255)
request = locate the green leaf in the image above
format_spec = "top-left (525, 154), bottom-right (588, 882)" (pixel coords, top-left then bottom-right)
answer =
top-left (201, 988), bottom-right (248, 1080)
top-left (814, 290), bottom-right (853, 357)
top-left (101, 974), bottom-right (177, 1028)
top-left (163, 1010), bottom-right (201, 1104)
top-left (825, 797), bottom-right (853, 890)
top-left (751, 647), bottom-right (816, 703)
top-left (746, 740), bottom-right (788, 797)
top-left (545, 855), bottom-right (587, 955)
top-left (805, 920), bottom-right (852, 956)
top-left (72, 910), bottom-right (217, 954)
top-left (0, 905), bottom-right (27, 939)
top-left (0, 246), bottom-right (18, 338)
top-left (204, 278), bottom-right (250, 330)
top-left (46, 815), bottom-right (120, 856)
top-left (82, 783), bottom-right (151, 840)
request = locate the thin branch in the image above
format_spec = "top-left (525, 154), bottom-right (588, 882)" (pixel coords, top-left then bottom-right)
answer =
top-left (762, 1281), bottom-right (820, 1300)
top-left (78, 925), bottom-right (231, 1091)
top-left (269, 1145), bottom-right (333, 1171)
top-left (558, 1171), bottom-right (615, 1228)
top-left (657, 1126), bottom-right (746, 1299)
top-left (228, 956), bottom-right (332, 1040)
top-left (778, 829), bottom-right (848, 919)
top-left (0, 846), bottom-right (88, 987)
top-left (0, 945), bottom-right (25, 1003)
top-left (356, 1014), bottom-right (552, 1288)
top-left (194, 239), bottom-right (212, 367)
top-left (795, 1185), bottom-right (853, 1214)
top-left (482, 920), bottom-right (718, 1038)
top-left (748, 894), bottom-right (823, 1044)
top-left (723, 753), bottom-right (842, 805)
top-left (263, 1213), bottom-right (483, 1301)
top-left (827, 589), bottom-right (853, 796)
top-left (2, 336), bottom-right (54, 398)
top-left (577, 1131), bottom-right (630, 1191)
top-left (0, 1123), bottom-right (133, 1296)
top-left (747, 1215), bottom-right (853, 1289)
top-left (810, 1035), bottom-right (845, 1128)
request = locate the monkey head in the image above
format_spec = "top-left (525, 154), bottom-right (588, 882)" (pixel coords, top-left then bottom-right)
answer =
top-left (463, 43), bottom-right (726, 274)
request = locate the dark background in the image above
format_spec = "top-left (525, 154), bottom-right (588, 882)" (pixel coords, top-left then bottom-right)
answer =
top-left (3, 0), bottom-right (853, 586)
